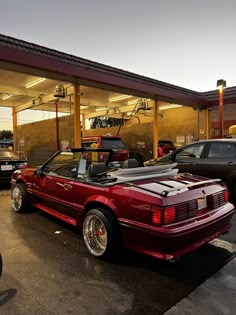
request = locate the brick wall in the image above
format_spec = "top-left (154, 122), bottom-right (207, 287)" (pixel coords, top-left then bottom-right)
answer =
top-left (14, 106), bottom-right (208, 165)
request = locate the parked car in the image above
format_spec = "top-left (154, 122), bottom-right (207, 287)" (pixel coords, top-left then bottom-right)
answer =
top-left (82, 134), bottom-right (129, 166)
top-left (0, 150), bottom-right (28, 185)
top-left (158, 140), bottom-right (176, 157)
top-left (146, 139), bottom-right (236, 198)
top-left (11, 148), bottom-right (234, 261)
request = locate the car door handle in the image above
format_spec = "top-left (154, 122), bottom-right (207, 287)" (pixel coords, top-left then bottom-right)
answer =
top-left (64, 183), bottom-right (72, 190)
top-left (56, 182), bottom-right (64, 187)
top-left (56, 182), bottom-right (72, 190)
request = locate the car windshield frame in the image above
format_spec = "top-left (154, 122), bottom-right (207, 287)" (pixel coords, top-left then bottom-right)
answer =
top-left (39, 148), bottom-right (114, 180)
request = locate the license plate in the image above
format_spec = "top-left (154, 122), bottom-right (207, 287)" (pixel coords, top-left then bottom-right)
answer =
top-left (197, 197), bottom-right (207, 210)
top-left (1, 164), bottom-right (13, 171)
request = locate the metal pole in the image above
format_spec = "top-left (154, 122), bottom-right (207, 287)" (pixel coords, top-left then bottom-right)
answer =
top-left (219, 86), bottom-right (224, 138)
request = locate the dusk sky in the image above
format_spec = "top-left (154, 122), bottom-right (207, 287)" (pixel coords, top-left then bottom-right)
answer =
top-left (0, 0), bottom-right (236, 129)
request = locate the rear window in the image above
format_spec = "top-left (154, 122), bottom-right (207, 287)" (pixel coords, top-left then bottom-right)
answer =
top-left (0, 150), bottom-right (19, 160)
top-left (101, 138), bottom-right (126, 149)
top-left (159, 141), bottom-right (174, 147)
top-left (82, 140), bottom-right (98, 147)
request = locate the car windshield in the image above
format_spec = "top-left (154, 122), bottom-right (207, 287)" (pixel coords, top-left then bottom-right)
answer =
top-left (0, 150), bottom-right (19, 160)
top-left (42, 149), bottom-right (112, 179)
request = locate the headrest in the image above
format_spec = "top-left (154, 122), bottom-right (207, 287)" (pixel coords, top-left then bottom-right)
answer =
top-left (88, 162), bottom-right (107, 177)
top-left (123, 158), bottom-right (139, 168)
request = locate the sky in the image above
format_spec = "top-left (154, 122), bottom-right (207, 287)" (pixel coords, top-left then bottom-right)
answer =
top-left (0, 0), bottom-right (236, 130)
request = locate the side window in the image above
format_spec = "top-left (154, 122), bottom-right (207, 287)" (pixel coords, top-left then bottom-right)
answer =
top-left (208, 143), bottom-right (236, 158)
top-left (44, 152), bottom-right (82, 179)
top-left (176, 143), bottom-right (204, 160)
top-left (81, 141), bottom-right (98, 148)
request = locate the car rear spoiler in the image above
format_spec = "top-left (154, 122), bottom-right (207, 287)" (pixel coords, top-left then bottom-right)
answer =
top-left (126, 178), bottom-right (222, 197)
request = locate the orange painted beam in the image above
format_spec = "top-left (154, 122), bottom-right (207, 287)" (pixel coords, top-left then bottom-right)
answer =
top-left (74, 84), bottom-right (81, 147)
top-left (153, 100), bottom-right (159, 159)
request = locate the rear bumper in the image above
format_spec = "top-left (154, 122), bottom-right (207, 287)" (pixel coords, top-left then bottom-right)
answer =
top-left (120, 203), bottom-right (235, 260)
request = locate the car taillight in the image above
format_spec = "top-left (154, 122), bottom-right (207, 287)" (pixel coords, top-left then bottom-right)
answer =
top-left (224, 190), bottom-right (229, 202)
top-left (164, 206), bottom-right (176, 224)
top-left (151, 207), bottom-right (162, 225)
top-left (151, 206), bottom-right (176, 225)
top-left (18, 162), bottom-right (28, 169)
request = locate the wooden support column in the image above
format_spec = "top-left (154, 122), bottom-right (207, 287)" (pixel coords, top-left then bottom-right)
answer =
top-left (153, 99), bottom-right (159, 159)
top-left (206, 108), bottom-right (209, 139)
top-left (12, 107), bottom-right (17, 150)
top-left (74, 84), bottom-right (81, 147)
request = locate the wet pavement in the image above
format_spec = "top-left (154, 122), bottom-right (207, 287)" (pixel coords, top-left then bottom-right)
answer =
top-left (0, 189), bottom-right (236, 315)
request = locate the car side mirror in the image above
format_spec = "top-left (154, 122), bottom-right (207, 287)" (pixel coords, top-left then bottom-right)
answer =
top-left (34, 168), bottom-right (44, 176)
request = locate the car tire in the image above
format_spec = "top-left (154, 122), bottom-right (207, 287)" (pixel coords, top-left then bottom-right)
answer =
top-left (12, 183), bottom-right (31, 213)
top-left (83, 208), bottom-right (121, 259)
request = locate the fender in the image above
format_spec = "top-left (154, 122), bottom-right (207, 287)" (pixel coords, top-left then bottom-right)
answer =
top-left (85, 194), bottom-right (120, 217)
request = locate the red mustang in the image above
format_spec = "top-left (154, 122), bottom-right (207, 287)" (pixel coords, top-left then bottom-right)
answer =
top-left (11, 148), bottom-right (235, 261)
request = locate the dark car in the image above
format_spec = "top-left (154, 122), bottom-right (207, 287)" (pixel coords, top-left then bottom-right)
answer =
top-left (11, 148), bottom-right (234, 261)
top-left (0, 150), bottom-right (28, 185)
top-left (148, 139), bottom-right (236, 198)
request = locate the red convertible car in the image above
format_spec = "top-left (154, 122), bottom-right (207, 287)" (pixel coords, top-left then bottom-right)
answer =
top-left (11, 148), bottom-right (235, 261)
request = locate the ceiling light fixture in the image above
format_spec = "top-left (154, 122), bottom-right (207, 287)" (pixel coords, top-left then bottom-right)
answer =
top-left (96, 107), bottom-right (107, 111)
top-left (159, 104), bottom-right (182, 110)
top-left (109, 95), bottom-right (132, 102)
top-left (2, 94), bottom-right (13, 100)
top-left (26, 78), bottom-right (46, 89)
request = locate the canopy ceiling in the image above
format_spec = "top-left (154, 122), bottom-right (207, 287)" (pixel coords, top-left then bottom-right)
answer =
top-left (1, 33), bottom-right (236, 123)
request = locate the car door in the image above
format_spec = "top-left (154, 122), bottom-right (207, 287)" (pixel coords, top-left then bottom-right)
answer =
top-left (203, 141), bottom-right (236, 184)
top-left (173, 142), bottom-right (206, 175)
top-left (33, 151), bottom-right (83, 220)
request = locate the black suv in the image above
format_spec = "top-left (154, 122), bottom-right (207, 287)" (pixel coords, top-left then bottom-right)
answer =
top-left (151, 139), bottom-right (236, 197)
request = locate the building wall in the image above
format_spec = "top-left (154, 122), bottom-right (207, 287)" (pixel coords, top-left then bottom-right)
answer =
top-left (210, 103), bottom-right (236, 137)
top-left (14, 106), bottom-right (208, 165)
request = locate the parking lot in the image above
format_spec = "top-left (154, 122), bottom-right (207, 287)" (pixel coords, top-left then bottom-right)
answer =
top-left (1, 189), bottom-right (236, 315)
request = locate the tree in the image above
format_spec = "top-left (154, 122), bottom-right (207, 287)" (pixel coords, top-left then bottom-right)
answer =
top-left (0, 130), bottom-right (13, 140)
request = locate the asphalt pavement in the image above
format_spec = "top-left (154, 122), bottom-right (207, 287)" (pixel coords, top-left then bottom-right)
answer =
top-left (165, 208), bottom-right (236, 315)
top-left (165, 255), bottom-right (236, 315)
top-left (1, 188), bottom-right (236, 315)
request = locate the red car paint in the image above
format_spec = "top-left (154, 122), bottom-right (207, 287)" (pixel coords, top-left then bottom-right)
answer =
top-left (11, 148), bottom-right (235, 261)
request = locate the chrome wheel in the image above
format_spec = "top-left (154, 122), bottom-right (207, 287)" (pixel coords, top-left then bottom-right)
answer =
top-left (83, 213), bottom-right (108, 257)
top-left (12, 186), bottom-right (23, 212)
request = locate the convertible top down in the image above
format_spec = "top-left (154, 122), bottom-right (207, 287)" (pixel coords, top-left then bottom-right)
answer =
top-left (11, 148), bottom-right (235, 261)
